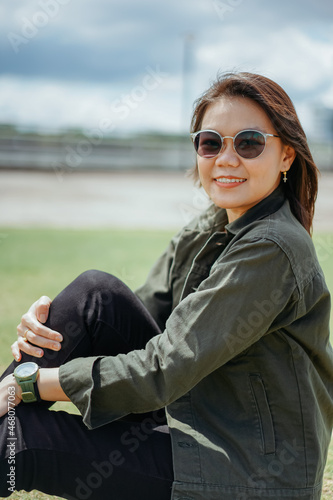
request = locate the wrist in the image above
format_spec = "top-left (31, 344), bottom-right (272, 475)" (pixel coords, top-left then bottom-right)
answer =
top-left (38, 368), bottom-right (70, 402)
top-left (7, 374), bottom-right (22, 407)
top-left (13, 375), bottom-right (22, 401)
top-left (14, 361), bottom-right (40, 403)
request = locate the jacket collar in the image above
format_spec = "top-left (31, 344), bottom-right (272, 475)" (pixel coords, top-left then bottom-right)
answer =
top-left (225, 186), bottom-right (286, 236)
top-left (197, 186), bottom-right (286, 234)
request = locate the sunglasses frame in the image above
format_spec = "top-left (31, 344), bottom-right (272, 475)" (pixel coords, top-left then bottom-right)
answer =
top-left (190, 129), bottom-right (280, 159)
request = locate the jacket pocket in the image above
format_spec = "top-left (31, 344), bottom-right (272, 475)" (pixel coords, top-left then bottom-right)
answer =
top-left (249, 374), bottom-right (275, 455)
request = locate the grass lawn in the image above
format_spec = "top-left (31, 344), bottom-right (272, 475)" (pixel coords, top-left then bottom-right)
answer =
top-left (0, 228), bottom-right (332, 499)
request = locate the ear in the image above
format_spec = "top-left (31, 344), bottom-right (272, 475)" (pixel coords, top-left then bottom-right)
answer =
top-left (281, 145), bottom-right (296, 172)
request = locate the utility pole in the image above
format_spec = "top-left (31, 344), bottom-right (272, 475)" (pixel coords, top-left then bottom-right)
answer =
top-left (179, 33), bottom-right (195, 169)
top-left (181, 33), bottom-right (195, 134)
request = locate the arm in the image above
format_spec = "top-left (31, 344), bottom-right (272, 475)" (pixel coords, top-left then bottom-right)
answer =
top-left (59, 237), bottom-right (299, 429)
top-left (38, 368), bottom-right (70, 402)
top-left (0, 368), bottom-right (69, 418)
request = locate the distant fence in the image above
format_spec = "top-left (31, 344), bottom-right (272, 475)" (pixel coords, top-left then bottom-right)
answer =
top-left (0, 135), bottom-right (195, 172)
top-left (0, 135), bottom-right (331, 172)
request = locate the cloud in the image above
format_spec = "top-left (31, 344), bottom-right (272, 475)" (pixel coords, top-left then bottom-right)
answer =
top-left (0, 0), bottom-right (332, 133)
top-left (3, 0), bottom-right (331, 83)
top-left (195, 24), bottom-right (333, 96)
top-left (2, 0), bottom-right (200, 83)
top-left (0, 66), bottom-right (181, 133)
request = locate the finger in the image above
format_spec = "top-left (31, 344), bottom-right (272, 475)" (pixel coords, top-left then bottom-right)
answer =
top-left (18, 316), bottom-right (63, 343)
top-left (17, 336), bottom-right (44, 358)
top-left (17, 325), bottom-right (62, 352)
top-left (24, 329), bottom-right (62, 352)
top-left (35, 296), bottom-right (52, 324)
top-left (11, 341), bottom-right (22, 362)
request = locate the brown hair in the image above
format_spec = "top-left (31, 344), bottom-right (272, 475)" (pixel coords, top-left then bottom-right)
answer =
top-left (190, 72), bottom-right (319, 235)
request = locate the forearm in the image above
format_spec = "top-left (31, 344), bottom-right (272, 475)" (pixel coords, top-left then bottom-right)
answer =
top-left (38, 368), bottom-right (70, 402)
top-left (0, 368), bottom-right (67, 418)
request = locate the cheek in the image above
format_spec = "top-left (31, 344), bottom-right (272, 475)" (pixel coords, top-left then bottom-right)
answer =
top-left (248, 159), bottom-right (279, 180)
top-left (197, 161), bottom-right (207, 184)
top-left (197, 159), bottom-right (213, 180)
top-left (246, 161), bottom-right (282, 192)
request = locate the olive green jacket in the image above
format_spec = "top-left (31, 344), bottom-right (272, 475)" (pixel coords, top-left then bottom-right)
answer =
top-left (60, 187), bottom-right (333, 500)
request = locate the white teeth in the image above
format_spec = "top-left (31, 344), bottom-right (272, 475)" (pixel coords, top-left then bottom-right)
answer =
top-left (216, 178), bottom-right (246, 183)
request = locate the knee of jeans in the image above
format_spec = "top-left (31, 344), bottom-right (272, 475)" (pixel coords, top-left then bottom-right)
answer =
top-left (76, 269), bottom-right (114, 288)
top-left (74, 270), bottom-right (125, 298)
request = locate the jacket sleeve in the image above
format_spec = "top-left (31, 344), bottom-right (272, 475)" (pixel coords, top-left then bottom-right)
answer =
top-left (59, 236), bottom-right (299, 429)
top-left (134, 230), bottom-right (182, 331)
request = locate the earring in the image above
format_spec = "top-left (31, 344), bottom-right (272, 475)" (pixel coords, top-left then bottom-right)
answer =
top-left (283, 171), bottom-right (287, 183)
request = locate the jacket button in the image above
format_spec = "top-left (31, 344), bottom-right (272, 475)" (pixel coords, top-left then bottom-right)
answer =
top-left (177, 441), bottom-right (195, 448)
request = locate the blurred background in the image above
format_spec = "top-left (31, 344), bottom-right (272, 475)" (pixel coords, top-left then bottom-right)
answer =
top-left (0, 0), bottom-right (332, 229)
top-left (1, 6), bottom-right (333, 498)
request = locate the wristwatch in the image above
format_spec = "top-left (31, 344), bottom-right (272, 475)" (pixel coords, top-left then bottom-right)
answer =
top-left (14, 362), bottom-right (40, 403)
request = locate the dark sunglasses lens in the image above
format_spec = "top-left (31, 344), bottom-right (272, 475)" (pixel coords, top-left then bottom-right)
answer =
top-left (234, 131), bottom-right (265, 159)
top-left (194, 131), bottom-right (222, 158)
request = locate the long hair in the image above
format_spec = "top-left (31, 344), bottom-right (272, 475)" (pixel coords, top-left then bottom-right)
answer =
top-left (190, 72), bottom-right (319, 235)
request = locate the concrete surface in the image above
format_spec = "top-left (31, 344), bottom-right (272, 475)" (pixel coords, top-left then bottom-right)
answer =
top-left (0, 169), bottom-right (332, 232)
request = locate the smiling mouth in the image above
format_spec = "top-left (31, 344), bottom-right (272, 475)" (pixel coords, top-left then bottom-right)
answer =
top-left (215, 177), bottom-right (247, 184)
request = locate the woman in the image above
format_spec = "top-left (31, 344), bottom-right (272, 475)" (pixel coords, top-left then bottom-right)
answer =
top-left (0, 72), bottom-right (332, 500)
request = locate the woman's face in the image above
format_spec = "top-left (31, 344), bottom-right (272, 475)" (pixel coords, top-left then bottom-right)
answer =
top-left (197, 96), bottom-right (295, 223)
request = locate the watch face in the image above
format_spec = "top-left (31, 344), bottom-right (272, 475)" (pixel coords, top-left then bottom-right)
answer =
top-left (15, 362), bottom-right (38, 378)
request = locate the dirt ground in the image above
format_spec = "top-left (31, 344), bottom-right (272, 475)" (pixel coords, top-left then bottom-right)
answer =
top-left (0, 169), bottom-right (332, 232)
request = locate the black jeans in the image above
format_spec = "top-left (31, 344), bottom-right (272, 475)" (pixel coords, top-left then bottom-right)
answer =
top-left (0, 271), bottom-right (174, 500)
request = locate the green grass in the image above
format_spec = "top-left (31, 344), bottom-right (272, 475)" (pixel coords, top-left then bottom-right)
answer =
top-left (0, 228), bottom-right (332, 499)
top-left (0, 228), bottom-right (174, 366)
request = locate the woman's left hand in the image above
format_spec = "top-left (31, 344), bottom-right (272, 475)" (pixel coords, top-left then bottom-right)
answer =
top-left (0, 374), bottom-right (22, 418)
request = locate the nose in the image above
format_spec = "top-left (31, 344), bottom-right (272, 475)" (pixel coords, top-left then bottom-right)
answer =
top-left (215, 137), bottom-right (240, 167)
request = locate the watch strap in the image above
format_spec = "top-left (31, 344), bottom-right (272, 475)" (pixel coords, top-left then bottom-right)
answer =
top-left (16, 370), bottom-right (41, 404)
top-left (34, 378), bottom-right (42, 403)
top-left (20, 380), bottom-right (38, 403)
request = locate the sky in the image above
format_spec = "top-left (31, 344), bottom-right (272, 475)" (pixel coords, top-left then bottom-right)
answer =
top-left (0, 0), bottom-right (333, 137)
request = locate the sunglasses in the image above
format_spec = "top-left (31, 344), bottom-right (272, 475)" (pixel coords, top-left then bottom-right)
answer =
top-left (191, 129), bottom-right (279, 160)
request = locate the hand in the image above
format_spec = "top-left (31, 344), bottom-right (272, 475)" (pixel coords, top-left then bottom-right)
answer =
top-left (0, 369), bottom-right (69, 418)
top-left (0, 374), bottom-right (22, 418)
top-left (11, 296), bottom-right (63, 362)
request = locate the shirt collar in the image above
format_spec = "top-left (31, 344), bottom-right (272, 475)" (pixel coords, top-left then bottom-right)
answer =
top-left (225, 186), bottom-right (286, 236)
